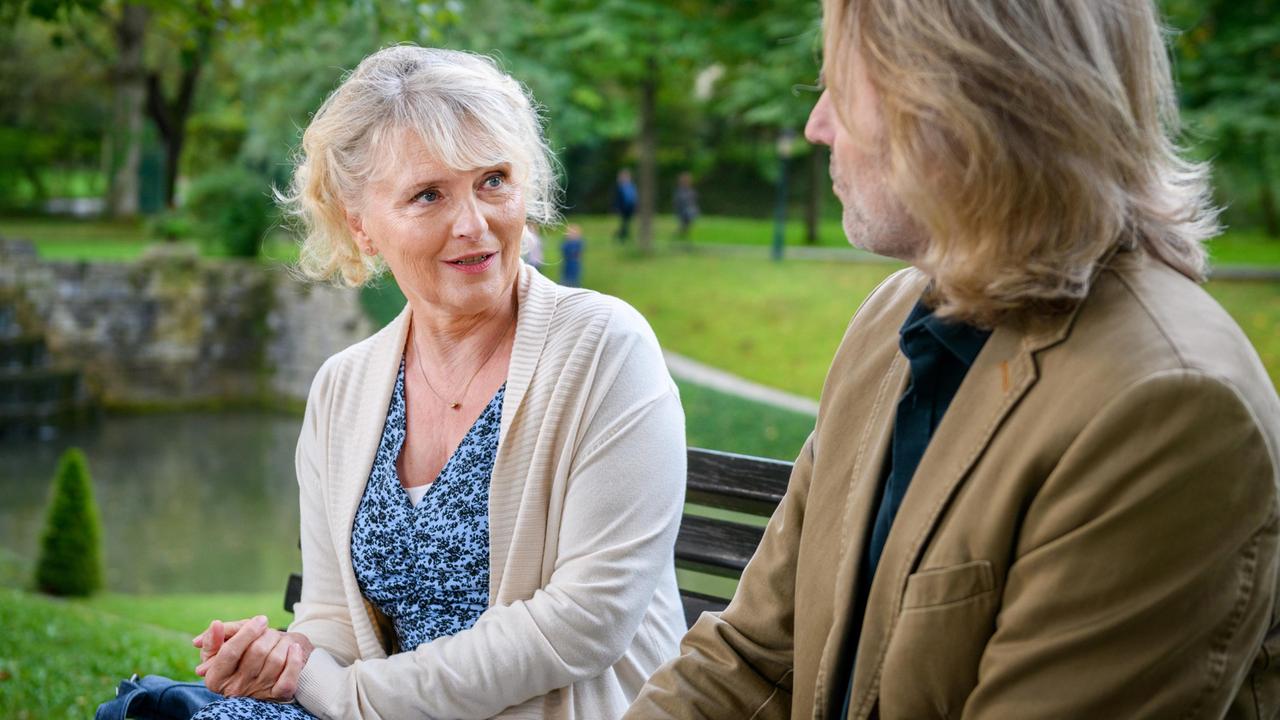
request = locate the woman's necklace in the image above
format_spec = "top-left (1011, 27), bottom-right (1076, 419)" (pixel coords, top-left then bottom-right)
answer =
top-left (412, 321), bottom-right (512, 410)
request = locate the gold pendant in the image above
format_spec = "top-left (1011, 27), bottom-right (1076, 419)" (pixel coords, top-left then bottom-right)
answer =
top-left (450, 402), bottom-right (461, 409)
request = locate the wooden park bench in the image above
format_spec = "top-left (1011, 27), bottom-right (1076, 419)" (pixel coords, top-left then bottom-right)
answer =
top-left (284, 447), bottom-right (794, 629)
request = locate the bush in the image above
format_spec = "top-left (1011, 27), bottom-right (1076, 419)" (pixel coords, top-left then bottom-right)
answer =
top-left (145, 210), bottom-right (196, 243)
top-left (183, 165), bottom-right (277, 258)
top-left (34, 448), bottom-right (104, 597)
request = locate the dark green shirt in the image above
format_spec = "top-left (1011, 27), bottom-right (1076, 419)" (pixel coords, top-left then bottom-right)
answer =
top-left (840, 295), bottom-right (991, 716)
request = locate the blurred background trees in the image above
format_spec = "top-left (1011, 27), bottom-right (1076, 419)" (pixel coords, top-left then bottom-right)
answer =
top-left (0, 0), bottom-right (1275, 249)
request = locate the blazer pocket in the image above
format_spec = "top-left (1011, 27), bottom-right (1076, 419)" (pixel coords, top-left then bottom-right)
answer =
top-left (880, 561), bottom-right (999, 719)
top-left (901, 560), bottom-right (995, 610)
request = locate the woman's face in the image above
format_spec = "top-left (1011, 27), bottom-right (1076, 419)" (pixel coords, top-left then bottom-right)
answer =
top-left (348, 128), bottom-right (526, 319)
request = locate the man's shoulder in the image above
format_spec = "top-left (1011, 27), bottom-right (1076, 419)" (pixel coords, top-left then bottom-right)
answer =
top-left (1071, 253), bottom-right (1273, 399)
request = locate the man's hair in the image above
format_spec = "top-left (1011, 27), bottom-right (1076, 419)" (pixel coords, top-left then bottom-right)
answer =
top-left (822, 0), bottom-right (1217, 325)
top-left (279, 45), bottom-right (559, 287)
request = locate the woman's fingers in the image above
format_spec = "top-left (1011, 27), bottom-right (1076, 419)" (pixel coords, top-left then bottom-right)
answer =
top-left (238, 627), bottom-right (282, 683)
top-left (199, 615), bottom-right (268, 689)
top-left (196, 620), bottom-right (225, 667)
top-left (269, 644), bottom-right (305, 702)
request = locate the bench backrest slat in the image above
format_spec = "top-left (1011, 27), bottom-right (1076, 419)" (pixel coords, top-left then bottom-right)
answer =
top-left (685, 448), bottom-right (792, 516)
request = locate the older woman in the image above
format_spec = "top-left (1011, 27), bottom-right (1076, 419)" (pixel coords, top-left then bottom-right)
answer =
top-left (189, 45), bottom-right (687, 720)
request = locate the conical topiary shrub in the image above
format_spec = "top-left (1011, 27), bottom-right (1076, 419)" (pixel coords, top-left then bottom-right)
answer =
top-left (34, 448), bottom-right (104, 596)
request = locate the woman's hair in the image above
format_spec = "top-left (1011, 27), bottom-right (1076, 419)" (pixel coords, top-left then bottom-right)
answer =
top-left (280, 45), bottom-right (560, 287)
top-left (822, 0), bottom-right (1218, 325)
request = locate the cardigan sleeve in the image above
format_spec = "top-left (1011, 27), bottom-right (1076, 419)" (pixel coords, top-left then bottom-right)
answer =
top-left (622, 437), bottom-right (812, 720)
top-left (293, 310), bottom-right (687, 720)
top-left (287, 357), bottom-right (362, 666)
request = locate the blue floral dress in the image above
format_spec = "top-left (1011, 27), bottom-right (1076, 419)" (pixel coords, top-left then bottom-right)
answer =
top-left (193, 360), bottom-right (501, 719)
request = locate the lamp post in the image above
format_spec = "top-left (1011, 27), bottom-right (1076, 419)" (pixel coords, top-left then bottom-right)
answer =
top-left (772, 128), bottom-right (796, 262)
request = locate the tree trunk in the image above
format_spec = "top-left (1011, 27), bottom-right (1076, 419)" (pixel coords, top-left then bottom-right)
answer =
top-left (147, 32), bottom-right (211, 209)
top-left (636, 56), bottom-right (658, 255)
top-left (806, 146), bottom-right (824, 245)
top-left (106, 2), bottom-right (148, 218)
top-left (1260, 136), bottom-right (1278, 238)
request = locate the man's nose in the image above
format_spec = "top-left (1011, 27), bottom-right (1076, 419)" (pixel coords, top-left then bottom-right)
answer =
top-left (805, 90), bottom-right (834, 147)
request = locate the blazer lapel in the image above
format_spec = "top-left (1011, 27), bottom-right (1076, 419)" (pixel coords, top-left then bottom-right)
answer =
top-left (846, 306), bottom-right (1082, 717)
top-left (816, 352), bottom-right (908, 718)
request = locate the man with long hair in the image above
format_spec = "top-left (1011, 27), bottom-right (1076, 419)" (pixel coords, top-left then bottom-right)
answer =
top-left (625, 1), bottom-right (1280, 717)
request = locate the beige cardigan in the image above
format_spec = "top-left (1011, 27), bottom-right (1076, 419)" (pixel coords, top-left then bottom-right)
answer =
top-left (290, 265), bottom-right (689, 719)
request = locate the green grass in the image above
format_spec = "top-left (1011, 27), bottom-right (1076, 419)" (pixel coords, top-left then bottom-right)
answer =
top-left (677, 379), bottom-right (812, 460)
top-left (0, 216), bottom-right (297, 261)
top-left (0, 588), bottom-right (285, 719)
top-left (631, 213), bottom-right (851, 248)
top-left (0, 543), bottom-right (287, 720)
top-left (1207, 229), bottom-right (1280, 267)
top-left (0, 216), bottom-right (152, 260)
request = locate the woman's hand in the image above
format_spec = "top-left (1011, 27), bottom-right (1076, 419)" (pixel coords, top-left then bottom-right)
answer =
top-left (192, 616), bottom-right (314, 702)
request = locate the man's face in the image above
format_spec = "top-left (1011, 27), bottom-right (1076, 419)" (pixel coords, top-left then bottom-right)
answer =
top-left (805, 52), bottom-right (927, 262)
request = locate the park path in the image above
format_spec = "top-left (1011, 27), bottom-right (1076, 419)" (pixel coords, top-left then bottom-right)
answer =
top-left (663, 351), bottom-right (819, 417)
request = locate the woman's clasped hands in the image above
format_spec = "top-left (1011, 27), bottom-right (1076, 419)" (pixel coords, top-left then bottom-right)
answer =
top-left (192, 616), bottom-right (315, 702)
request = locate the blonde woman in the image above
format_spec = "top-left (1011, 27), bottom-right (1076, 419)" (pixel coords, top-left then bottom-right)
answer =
top-left (190, 45), bottom-right (687, 720)
top-left (626, 0), bottom-right (1280, 717)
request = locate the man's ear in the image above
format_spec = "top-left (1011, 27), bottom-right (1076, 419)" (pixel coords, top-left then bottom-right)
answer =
top-left (346, 210), bottom-right (374, 256)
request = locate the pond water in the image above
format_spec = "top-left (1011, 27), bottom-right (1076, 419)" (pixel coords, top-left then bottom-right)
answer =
top-left (0, 412), bottom-right (304, 594)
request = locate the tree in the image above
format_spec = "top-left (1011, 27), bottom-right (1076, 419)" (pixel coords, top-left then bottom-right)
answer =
top-left (22, 0), bottom-right (350, 212)
top-left (0, 15), bottom-right (111, 210)
top-left (34, 447), bottom-right (105, 597)
top-left (526, 0), bottom-right (713, 254)
top-left (706, 0), bottom-right (824, 242)
top-left (1163, 0), bottom-right (1280, 237)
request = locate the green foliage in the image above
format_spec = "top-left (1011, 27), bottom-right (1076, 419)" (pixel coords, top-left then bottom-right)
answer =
top-left (144, 210), bottom-right (195, 242)
top-left (183, 165), bottom-right (276, 258)
top-left (1163, 0), bottom-right (1280, 236)
top-left (34, 448), bottom-right (104, 598)
top-left (0, 17), bottom-right (110, 209)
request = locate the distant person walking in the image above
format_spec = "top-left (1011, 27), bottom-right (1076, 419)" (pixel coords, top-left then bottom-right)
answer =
top-left (561, 224), bottom-right (584, 287)
top-left (674, 171), bottom-right (699, 241)
top-left (613, 169), bottom-right (637, 242)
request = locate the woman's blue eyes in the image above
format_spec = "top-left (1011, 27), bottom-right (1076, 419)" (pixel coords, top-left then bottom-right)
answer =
top-left (413, 174), bottom-right (504, 203)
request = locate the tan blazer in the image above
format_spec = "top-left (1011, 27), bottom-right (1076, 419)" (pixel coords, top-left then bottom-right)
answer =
top-left (625, 251), bottom-right (1280, 719)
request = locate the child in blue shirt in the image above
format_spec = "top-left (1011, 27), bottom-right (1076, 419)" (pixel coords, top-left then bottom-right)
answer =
top-left (560, 224), bottom-right (584, 287)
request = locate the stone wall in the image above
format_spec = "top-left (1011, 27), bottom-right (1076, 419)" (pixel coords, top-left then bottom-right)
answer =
top-left (0, 240), bottom-right (374, 407)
